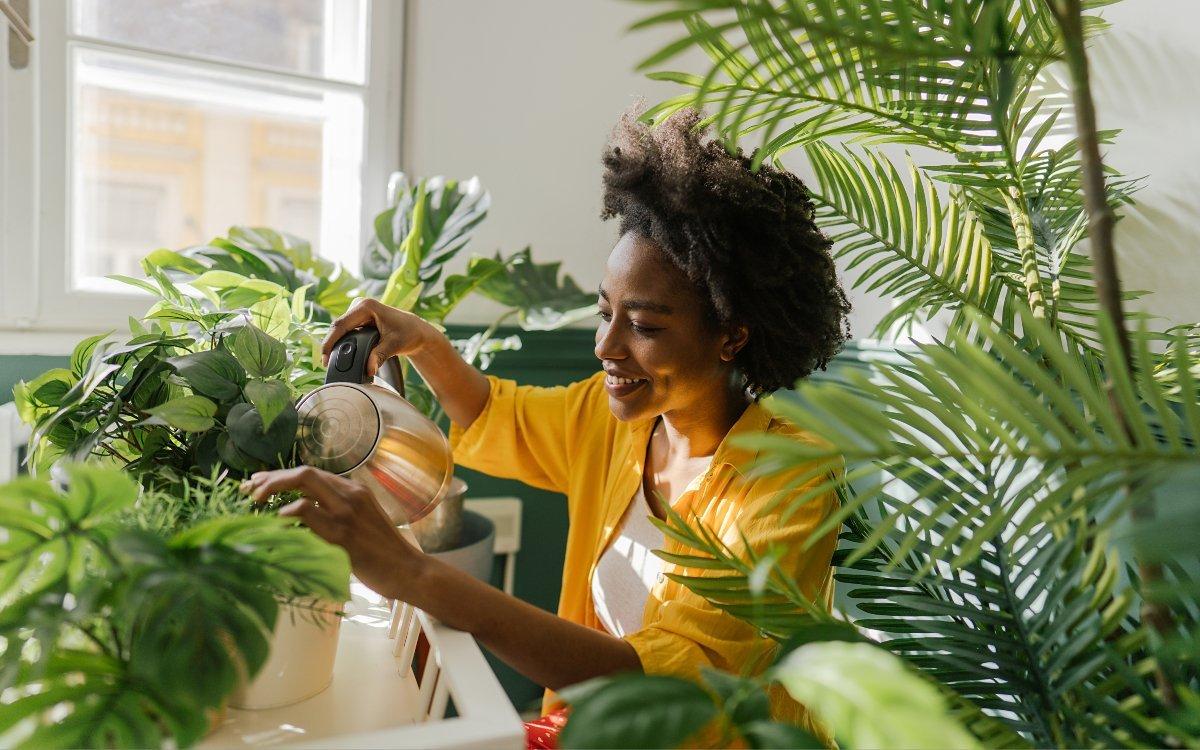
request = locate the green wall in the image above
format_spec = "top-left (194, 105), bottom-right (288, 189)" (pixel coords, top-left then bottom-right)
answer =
top-left (1, 355), bottom-right (69, 404)
top-left (0, 329), bottom-right (882, 714)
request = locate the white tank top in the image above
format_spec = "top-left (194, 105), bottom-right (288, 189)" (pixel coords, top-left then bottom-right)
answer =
top-left (591, 482), bottom-right (667, 638)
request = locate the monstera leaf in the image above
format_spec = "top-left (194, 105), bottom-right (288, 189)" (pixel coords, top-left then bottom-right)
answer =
top-left (0, 464), bottom-right (138, 600)
top-left (0, 469), bottom-right (351, 749)
top-left (476, 248), bottom-right (598, 330)
top-left (0, 648), bottom-right (207, 749)
top-left (362, 173), bottom-right (491, 294)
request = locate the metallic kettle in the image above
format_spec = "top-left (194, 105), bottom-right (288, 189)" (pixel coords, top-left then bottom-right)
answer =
top-left (295, 326), bottom-right (453, 526)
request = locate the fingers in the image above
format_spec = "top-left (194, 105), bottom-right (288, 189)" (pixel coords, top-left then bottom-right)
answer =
top-left (321, 298), bottom-right (379, 366)
top-left (240, 466), bottom-right (350, 514)
top-left (278, 496), bottom-right (340, 543)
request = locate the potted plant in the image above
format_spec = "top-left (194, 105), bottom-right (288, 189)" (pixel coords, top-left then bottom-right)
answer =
top-left (5, 172), bottom-right (593, 747)
top-left (559, 1), bottom-right (1200, 748)
top-left (0, 464), bottom-right (351, 747)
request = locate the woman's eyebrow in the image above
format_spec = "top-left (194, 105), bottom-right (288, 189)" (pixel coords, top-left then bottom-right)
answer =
top-left (598, 286), bottom-right (673, 314)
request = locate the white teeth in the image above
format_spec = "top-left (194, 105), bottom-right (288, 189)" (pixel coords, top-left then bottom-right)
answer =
top-left (606, 375), bottom-right (644, 386)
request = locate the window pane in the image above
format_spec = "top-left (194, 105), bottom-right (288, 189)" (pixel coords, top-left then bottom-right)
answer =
top-left (73, 0), bottom-right (367, 83)
top-left (72, 49), bottom-right (364, 290)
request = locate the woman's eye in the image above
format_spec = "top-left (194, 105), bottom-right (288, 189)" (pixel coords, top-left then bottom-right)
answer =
top-left (597, 310), bottom-right (613, 322)
top-left (631, 323), bottom-right (660, 335)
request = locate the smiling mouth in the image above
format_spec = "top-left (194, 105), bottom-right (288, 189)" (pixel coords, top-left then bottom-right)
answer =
top-left (604, 374), bottom-right (648, 396)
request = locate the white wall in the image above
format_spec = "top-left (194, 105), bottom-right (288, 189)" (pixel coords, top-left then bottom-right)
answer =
top-left (1086, 1), bottom-right (1200, 328)
top-left (401, 0), bottom-right (1198, 333)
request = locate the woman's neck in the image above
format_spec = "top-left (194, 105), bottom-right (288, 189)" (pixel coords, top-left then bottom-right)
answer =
top-left (658, 382), bottom-right (751, 460)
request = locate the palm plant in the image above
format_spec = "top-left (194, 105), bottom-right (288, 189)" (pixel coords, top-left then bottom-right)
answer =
top-left (561, 1), bottom-right (1200, 747)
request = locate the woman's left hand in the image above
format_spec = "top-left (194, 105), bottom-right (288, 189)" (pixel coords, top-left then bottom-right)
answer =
top-left (240, 466), bottom-right (424, 601)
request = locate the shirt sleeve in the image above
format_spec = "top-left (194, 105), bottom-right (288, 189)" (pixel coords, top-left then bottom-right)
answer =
top-left (448, 374), bottom-right (602, 495)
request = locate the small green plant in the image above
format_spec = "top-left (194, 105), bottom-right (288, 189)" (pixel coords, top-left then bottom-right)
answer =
top-left (0, 465), bottom-right (350, 748)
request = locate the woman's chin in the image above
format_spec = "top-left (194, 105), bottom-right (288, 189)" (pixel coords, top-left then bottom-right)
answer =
top-left (606, 392), bottom-right (654, 423)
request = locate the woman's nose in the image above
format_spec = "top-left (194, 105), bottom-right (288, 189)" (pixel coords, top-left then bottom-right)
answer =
top-left (594, 321), bottom-right (626, 361)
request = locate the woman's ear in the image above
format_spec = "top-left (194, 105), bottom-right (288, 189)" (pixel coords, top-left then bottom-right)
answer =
top-left (720, 325), bottom-right (749, 362)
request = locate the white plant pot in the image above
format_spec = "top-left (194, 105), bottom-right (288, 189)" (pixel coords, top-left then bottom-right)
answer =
top-left (229, 600), bottom-right (343, 710)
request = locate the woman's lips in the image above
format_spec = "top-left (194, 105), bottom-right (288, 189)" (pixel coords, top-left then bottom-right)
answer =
top-left (604, 374), bottom-right (648, 398)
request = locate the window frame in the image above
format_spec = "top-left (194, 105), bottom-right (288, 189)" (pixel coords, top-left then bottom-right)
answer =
top-left (0, 0), bottom-right (403, 354)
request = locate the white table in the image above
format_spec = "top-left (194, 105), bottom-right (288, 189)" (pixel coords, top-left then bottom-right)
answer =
top-left (205, 583), bottom-right (524, 749)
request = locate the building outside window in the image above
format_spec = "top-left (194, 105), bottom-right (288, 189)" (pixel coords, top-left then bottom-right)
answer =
top-left (0, 0), bottom-right (402, 349)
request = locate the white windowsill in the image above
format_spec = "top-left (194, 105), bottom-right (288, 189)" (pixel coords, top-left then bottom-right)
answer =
top-left (0, 328), bottom-right (109, 356)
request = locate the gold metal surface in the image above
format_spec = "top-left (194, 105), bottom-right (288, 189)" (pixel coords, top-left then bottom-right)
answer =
top-left (297, 382), bottom-right (452, 525)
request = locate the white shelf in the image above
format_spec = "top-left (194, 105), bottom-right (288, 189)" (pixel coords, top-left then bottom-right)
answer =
top-left (205, 583), bottom-right (524, 749)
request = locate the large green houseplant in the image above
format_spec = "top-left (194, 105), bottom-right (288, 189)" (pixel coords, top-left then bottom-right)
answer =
top-left (12, 173), bottom-right (593, 487)
top-left (562, 2), bottom-right (1200, 748)
top-left (3, 173), bottom-right (593, 748)
top-left (0, 466), bottom-right (351, 747)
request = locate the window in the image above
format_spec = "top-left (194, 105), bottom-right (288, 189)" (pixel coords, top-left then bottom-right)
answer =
top-left (0, 0), bottom-right (402, 350)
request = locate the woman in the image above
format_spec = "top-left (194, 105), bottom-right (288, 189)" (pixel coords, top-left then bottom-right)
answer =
top-left (242, 108), bottom-right (851, 746)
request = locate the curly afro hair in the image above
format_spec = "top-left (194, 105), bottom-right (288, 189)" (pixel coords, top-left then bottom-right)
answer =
top-left (601, 107), bottom-right (851, 397)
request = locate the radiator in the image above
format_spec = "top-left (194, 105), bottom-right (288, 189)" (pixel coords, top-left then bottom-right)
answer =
top-left (0, 402), bottom-right (31, 482)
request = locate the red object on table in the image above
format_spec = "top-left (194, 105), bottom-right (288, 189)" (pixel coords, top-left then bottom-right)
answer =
top-left (524, 707), bottom-right (570, 749)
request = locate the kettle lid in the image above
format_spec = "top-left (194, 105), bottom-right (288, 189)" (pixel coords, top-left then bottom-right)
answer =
top-left (296, 383), bottom-right (382, 475)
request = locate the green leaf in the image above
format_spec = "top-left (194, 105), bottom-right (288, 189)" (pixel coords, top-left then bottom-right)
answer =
top-left (475, 248), bottom-right (597, 330)
top-left (166, 349), bottom-right (247, 402)
top-left (141, 395), bottom-right (218, 433)
top-left (361, 173), bottom-right (490, 292)
top-left (701, 668), bottom-right (771, 728)
top-left (0, 648), bottom-right (202, 749)
top-left (414, 255), bottom-right (506, 322)
top-left (244, 380), bottom-right (291, 431)
top-left (171, 513), bottom-right (351, 601)
top-left (143, 247), bottom-right (206, 275)
top-left (12, 368), bottom-right (76, 424)
top-left (189, 269), bottom-right (249, 291)
top-left (112, 529), bottom-right (278, 713)
top-left (775, 621), bottom-right (869, 662)
top-left (229, 322), bottom-right (287, 378)
top-left (379, 182), bottom-right (429, 311)
top-left (226, 402), bottom-right (298, 467)
top-left (559, 674), bottom-right (717, 749)
top-left (739, 720), bottom-right (822, 749)
top-left (69, 332), bottom-right (111, 377)
top-left (249, 295), bottom-right (292, 340)
top-left (0, 465), bottom-right (138, 598)
top-left (774, 642), bottom-right (979, 750)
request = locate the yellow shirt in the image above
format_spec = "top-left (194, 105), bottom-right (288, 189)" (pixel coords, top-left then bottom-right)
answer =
top-left (449, 372), bottom-right (839, 736)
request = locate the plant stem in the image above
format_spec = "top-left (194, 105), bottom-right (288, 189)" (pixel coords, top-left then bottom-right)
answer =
top-left (464, 310), bottom-right (517, 368)
top-left (1003, 188), bottom-right (1047, 319)
top-left (1047, 0), bottom-right (1179, 710)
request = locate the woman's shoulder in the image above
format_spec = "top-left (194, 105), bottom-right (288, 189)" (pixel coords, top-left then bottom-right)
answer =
top-left (719, 399), bottom-right (835, 473)
top-left (714, 400), bottom-right (841, 508)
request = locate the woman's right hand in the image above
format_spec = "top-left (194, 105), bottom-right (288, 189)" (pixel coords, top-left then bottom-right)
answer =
top-left (322, 298), bottom-right (437, 378)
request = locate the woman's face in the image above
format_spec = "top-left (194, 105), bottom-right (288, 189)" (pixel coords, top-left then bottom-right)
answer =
top-left (595, 231), bottom-right (745, 423)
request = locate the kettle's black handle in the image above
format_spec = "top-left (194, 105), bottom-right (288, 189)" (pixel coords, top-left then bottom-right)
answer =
top-left (325, 326), bottom-right (406, 397)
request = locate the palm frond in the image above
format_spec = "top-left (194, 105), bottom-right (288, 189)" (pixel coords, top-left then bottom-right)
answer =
top-left (649, 505), bottom-right (834, 640)
top-left (838, 487), bottom-right (1178, 747)
top-left (804, 142), bottom-right (996, 339)
top-left (741, 310), bottom-right (1200, 572)
top-left (632, 0), bottom-right (1080, 185)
